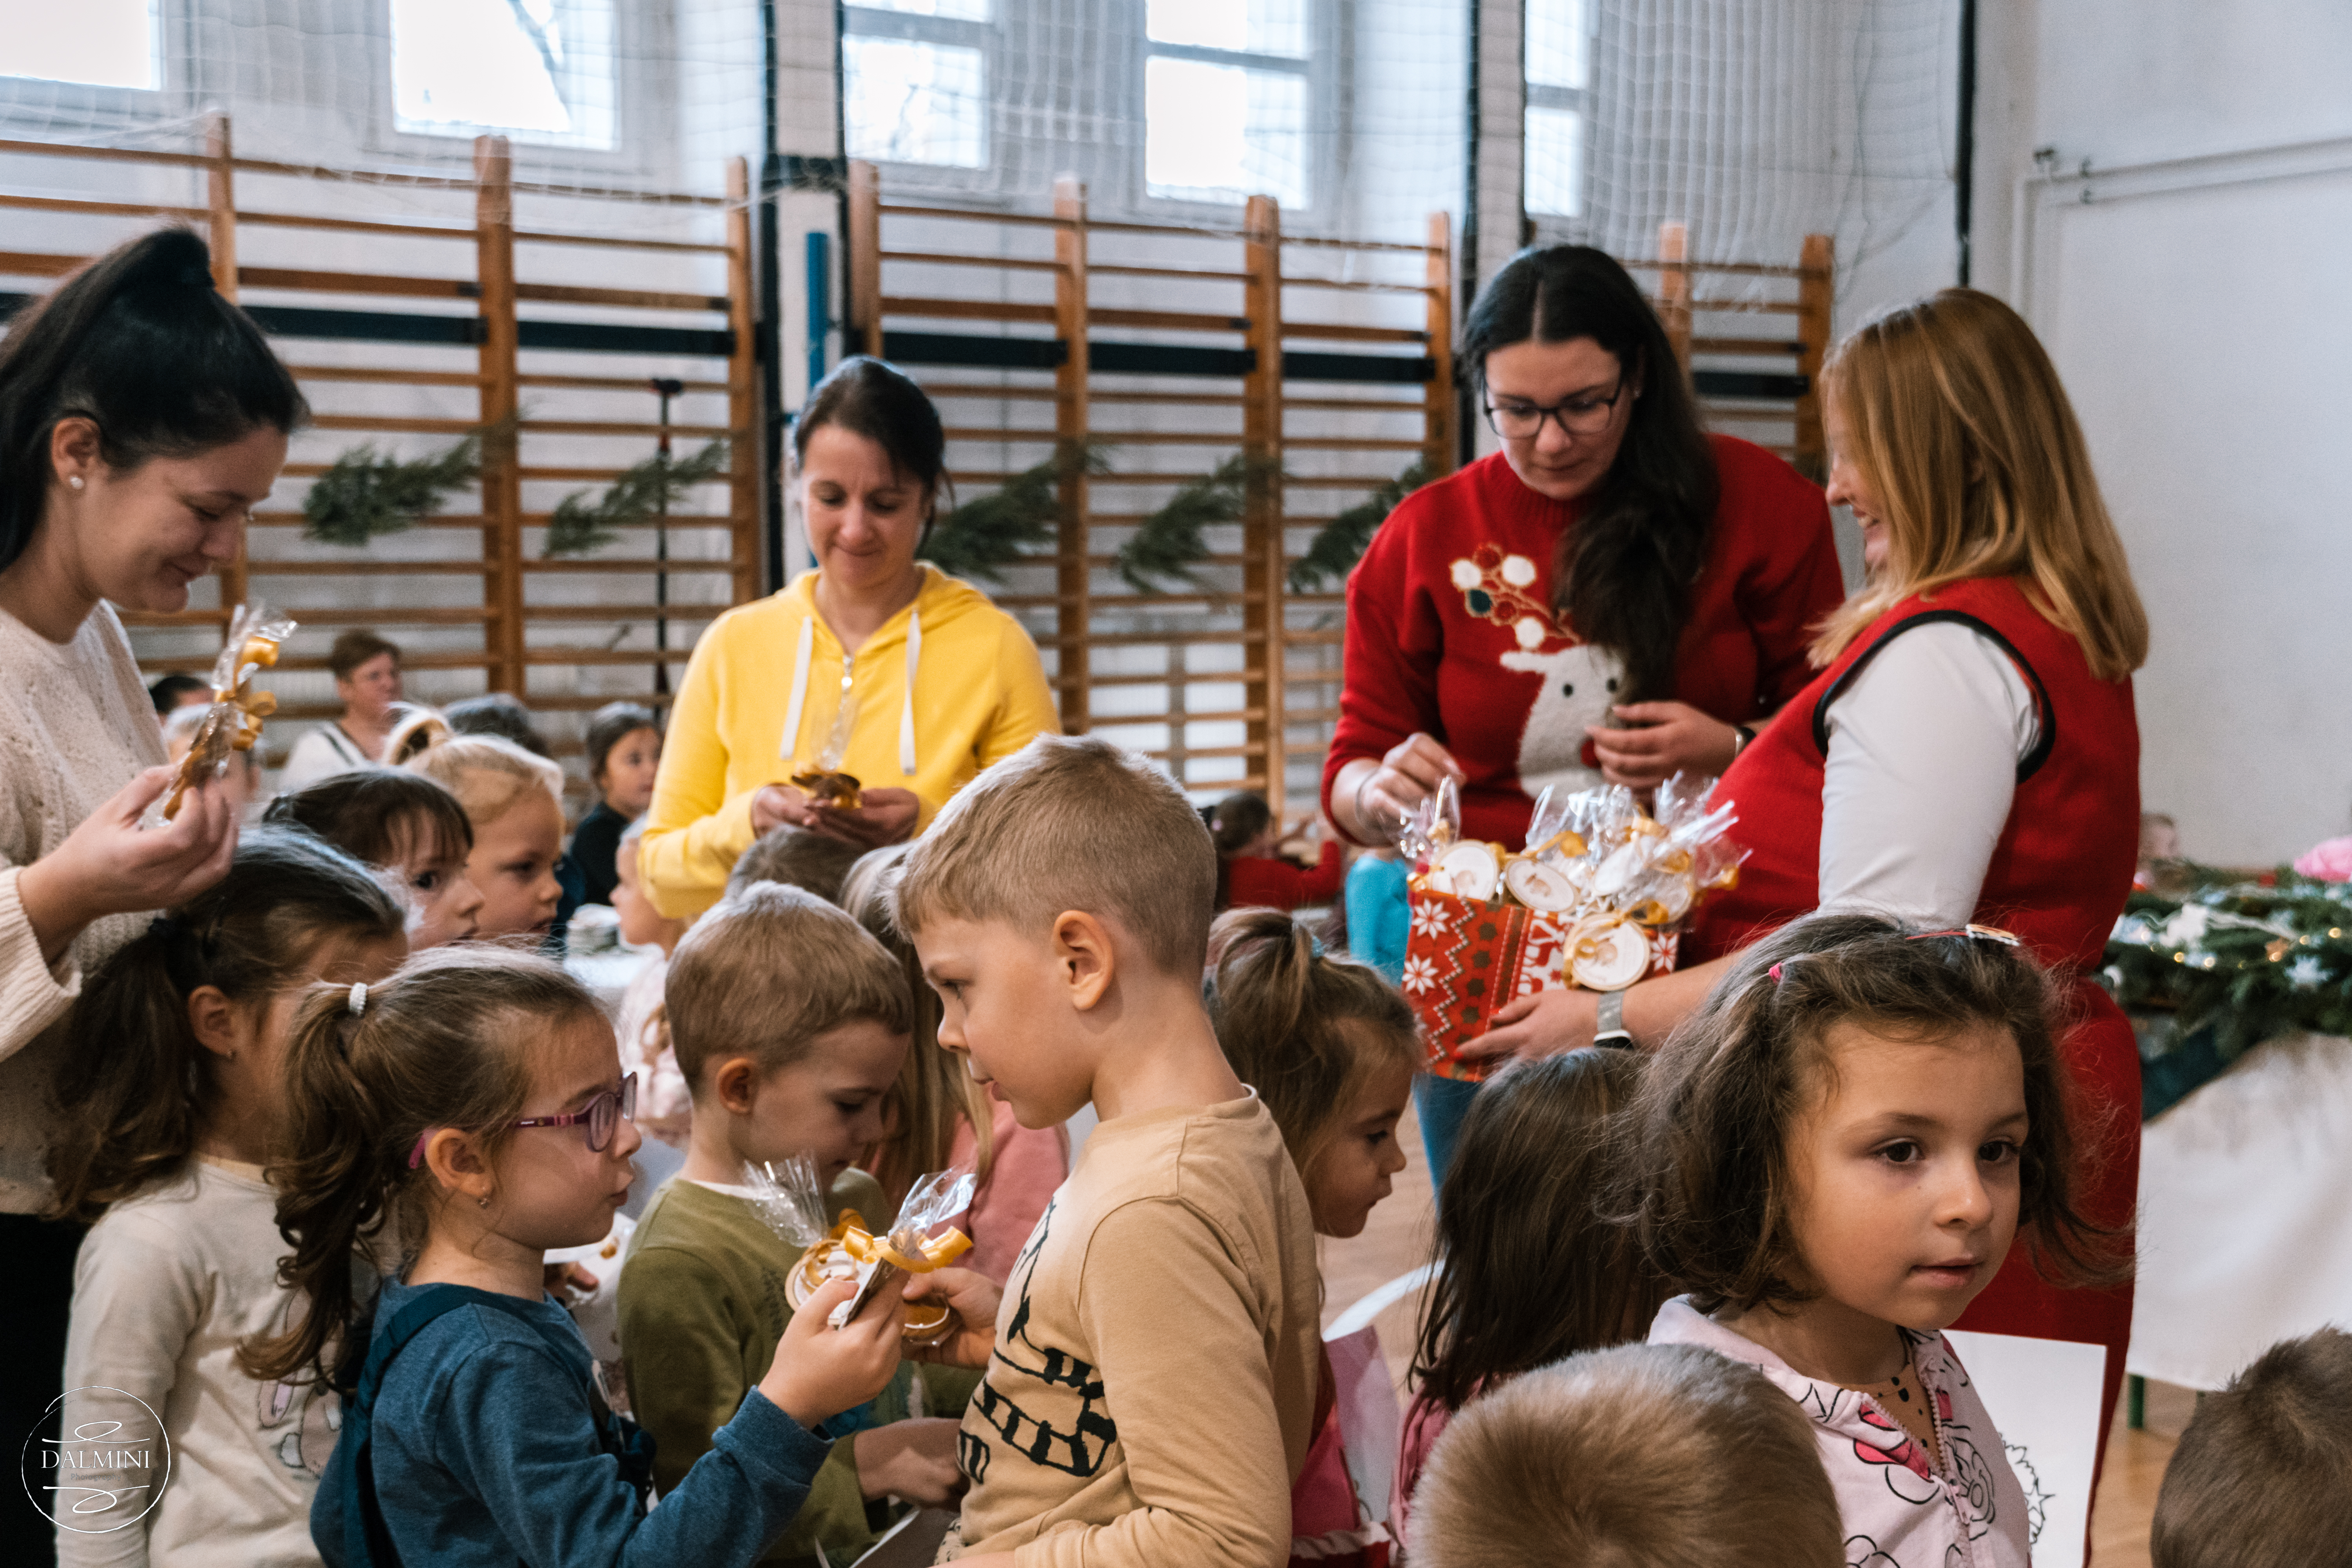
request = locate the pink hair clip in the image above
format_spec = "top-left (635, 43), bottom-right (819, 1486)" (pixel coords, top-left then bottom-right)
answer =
top-left (1767, 962), bottom-right (1784, 983)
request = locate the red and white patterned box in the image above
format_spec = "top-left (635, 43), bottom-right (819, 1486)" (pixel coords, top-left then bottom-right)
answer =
top-left (1401, 885), bottom-right (1678, 1083)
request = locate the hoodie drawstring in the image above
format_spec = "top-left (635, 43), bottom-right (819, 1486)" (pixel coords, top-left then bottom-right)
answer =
top-left (900, 608), bottom-right (922, 776)
top-left (778, 615), bottom-right (815, 763)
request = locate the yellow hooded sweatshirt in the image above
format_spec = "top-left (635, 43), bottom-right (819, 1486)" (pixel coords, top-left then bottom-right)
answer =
top-left (640, 566), bottom-right (1059, 918)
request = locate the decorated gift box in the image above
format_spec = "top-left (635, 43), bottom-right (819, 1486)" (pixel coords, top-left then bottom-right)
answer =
top-left (1399, 775), bottom-right (1741, 1082)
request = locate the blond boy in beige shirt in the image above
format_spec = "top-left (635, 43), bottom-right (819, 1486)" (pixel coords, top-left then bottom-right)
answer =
top-left (892, 735), bottom-right (1322, 1568)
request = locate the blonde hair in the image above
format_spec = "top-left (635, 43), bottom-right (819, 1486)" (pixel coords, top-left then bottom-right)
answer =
top-left (240, 946), bottom-right (602, 1390)
top-left (894, 734), bottom-right (1216, 978)
top-left (381, 703), bottom-right (449, 766)
top-left (405, 731), bottom-right (563, 826)
top-left (1811, 288), bottom-right (2148, 682)
top-left (665, 881), bottom-right (911, 1091)
top-left (1412, 1343), bottom-right (1842, 1568)
top-left (843, 843), bottom-right (997, 1201)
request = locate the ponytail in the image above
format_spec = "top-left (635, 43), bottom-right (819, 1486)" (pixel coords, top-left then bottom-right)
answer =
top-left (46, 827), bottom-right (403, 1224)
top-left (0, 227), bottom-right (305, 572)
top-left (240, 946), bottom-right (601, 1391)
top-left (1208, 907), bottom-right (1418, 1169)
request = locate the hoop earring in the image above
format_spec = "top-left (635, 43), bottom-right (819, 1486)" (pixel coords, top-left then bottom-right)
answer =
top-left (477, 1194), bottom-right (491, 1210)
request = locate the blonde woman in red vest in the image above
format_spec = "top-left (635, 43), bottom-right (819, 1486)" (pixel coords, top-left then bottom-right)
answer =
top-left (1472, 288), bottom-right (2149, 1444)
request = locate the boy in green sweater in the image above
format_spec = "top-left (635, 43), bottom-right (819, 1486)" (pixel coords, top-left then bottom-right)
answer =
top-left (618, 881), bottom-right (965, 1567)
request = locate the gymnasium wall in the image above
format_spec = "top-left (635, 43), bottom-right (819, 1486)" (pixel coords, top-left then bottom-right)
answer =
top-left (1976, 0), bottom-right (2352, 864)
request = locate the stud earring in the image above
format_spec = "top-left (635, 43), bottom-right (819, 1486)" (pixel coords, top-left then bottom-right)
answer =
top-left (67, 476), bottom-right (84, 491)
top-left (477, 1194), bottom-right (491, 1209)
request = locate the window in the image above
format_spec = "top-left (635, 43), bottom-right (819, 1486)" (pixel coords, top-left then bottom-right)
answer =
top-left (843, 0), bottom-right (992, 170)
top-left (390, 0), bottom-right (618, 149)
top-left (0, 0), bottom-right (156, 91)
top-left (1523, 0), bottom-right (1588, 218)
top-left (1144, 0), bottom-right (1310, 209)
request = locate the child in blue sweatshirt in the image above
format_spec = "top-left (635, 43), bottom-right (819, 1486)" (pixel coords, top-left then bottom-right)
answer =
top-left (240, 946), bottom-right (909, 1568)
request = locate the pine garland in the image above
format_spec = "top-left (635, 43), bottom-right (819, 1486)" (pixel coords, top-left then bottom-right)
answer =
top-left (1115, 454), bottom-right (1283, 594)
top-left (1288, 457), bottom-right (1432, 592)
top-left (2102, 868), bottom-right (2352, 1059)
top-left (924, 441), bottom-right (1112, 584)
top-left (303, 432), bottom-right (484, 546)
top-left (543, 439), bottom-right (731, 558)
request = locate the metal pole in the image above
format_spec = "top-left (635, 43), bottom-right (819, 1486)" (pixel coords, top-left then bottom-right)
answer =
top-left (759, 0), bottom-right (787, 593)
top-left (1956, 0), bottom-right (1978, 286)
top-left (650, 378), bottom-right (684, 695)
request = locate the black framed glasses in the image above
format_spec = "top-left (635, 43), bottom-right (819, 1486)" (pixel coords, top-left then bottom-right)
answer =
top-left (1484, 379), bottom-right (1630, 440)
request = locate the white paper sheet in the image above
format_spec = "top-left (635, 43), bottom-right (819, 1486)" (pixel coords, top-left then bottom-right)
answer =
top-left (1944, 1329), bottom-right (2107, 1568)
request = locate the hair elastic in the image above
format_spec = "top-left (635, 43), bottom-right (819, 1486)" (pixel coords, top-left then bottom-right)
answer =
top-left (347, 982), bottom-right (368, 1017)
top-left (1766, 962), bottom-right (1784, 984)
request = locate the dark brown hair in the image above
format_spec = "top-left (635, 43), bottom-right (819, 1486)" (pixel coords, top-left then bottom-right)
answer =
top-left (264, 767), bottom-right (473, 872)
top-left (240, 946), bottom-right (602, 1390)
top-left (726, 824), bottom-right (866, 905)
top-left (1209, 907), bottom-right (1417, 1178)
top-left (666, 881), bottom-right (911, 1089)
top-left (1412, 1049), bottom-right (1671, 1412)
top-left (584, 700), bottom-right (661, 792)
top-left (1458, 245), bottom-right (1719, 704)
top-left (0, 227), bottom-right (306, 573)
top-left (842, 844), bottom-right (997, 1201)
top-left (46, 828), bottom-right (405, 1224)
top-left (2151, 1328), bottom-right (2352, 1568)
top-left (1412, 1343), bottom-right (1842, 1568)
top-left (1623, 913), bottom-right (2128, 1316)
top-left (793, 356), bottom-right (950, 529)
top-left (327, 629), bottom-right (401, 682)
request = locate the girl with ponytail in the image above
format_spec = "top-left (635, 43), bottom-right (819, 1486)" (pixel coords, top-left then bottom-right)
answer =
top-left (49, 826), bottom-right (406, 1565)
top-left (0, 227), bottom-right (307, 1507)
top-left (1208, 908), bottom-right (1417, 1568)
top-left (239, 944), bottom-right (910, 1568)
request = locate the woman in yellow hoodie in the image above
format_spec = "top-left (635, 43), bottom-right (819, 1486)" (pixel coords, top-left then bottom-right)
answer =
top-left (641, 359), bottom-right (1059, 918)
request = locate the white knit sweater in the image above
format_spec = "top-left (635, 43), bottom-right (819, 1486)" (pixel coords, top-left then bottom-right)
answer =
top-left (0, 602), bottom-right (167, 1213)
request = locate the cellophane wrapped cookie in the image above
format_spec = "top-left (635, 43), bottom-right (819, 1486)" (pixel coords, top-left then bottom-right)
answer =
top-left (140, 602), bottom-right (296, 829)
top-left (767, 1160), bottom-right (976, 1346)
top-left (1400, 773), bottom-right (1746, 1080)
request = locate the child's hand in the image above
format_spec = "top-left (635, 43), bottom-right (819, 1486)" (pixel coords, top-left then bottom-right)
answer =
top-left (902, 1268), bottom-right (1001, 1368)
top-left (852, 1418), bottom-right (967, 1507)
top-left (758, 1276), bottom-right (906, 1430)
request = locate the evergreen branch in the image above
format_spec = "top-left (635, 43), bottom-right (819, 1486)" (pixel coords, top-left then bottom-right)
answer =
top-left (1287, 457), bottom-right (1432, 592)
top-left (302, 429), bottom-right (486, 547)
top-left (925, 440), bottom-right (1113, 584)
top-left (543, 440), bottom-right (731, 559)
top-left (1115, 454), bottom-right (1282, 595)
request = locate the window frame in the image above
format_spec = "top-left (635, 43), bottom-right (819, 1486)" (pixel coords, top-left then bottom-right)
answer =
top-left (1521, 0), bottom-right (1591, 221)
top-left (839, 0), bottom-right (999, 193)
top-left (361, 0), bottom-right (663, 179)
top-left (1135, 0), bottom-right (1329, 220)
top-left (0, 0), bottom-right (179, 135)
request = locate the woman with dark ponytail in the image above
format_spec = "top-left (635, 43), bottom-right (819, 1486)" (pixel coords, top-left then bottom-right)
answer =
top-left (0, 226), bottom-right (307, 1549)
top-left (1321, 245), bottom-right (1844, 1181)
top-left (49, 827), bottom-right (405, 1564)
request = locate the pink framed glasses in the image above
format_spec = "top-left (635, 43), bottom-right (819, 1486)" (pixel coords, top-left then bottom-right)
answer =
top-left (408, 1073), bottom-right (638, 1169)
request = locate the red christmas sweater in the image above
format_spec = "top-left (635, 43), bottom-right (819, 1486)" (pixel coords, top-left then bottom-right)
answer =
top-left (1323, 436), bottom-right (1844, 847)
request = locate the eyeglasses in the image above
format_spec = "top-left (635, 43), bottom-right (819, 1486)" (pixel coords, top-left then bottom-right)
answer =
top-left (406, 1072), bottom-right (638, 1169)
top-left (1483, 380), bottom-right (1630, 441)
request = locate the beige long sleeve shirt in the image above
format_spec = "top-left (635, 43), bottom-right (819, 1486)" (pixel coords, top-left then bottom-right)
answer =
top-left (953, 1092), bottom-right (1321, 1568)
top-left (0, 603), bottom-right (166, 1212)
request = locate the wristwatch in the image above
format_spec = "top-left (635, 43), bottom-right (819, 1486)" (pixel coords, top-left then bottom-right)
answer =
top-left (1595, 989), bottom-right (1633, 1045)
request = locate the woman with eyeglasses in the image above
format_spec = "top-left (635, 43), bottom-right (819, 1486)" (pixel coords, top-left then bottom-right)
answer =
top-left (1321, 245), bottom-right (1844, 1179)
top-left (1479, 290), bottom-right (2151, 1470)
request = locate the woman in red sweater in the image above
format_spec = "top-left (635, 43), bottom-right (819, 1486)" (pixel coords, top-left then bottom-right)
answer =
top-left (1321, 245), bottom-right (1844, 1178)
top-left (1211, 791), bottom-right (1344, 912)
top-left (1472, 290), bottom-right (2149, 1506)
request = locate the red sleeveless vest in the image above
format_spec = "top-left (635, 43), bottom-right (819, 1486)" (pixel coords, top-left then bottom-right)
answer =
top-left (1685, 576), bottom-right (2140, 973)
